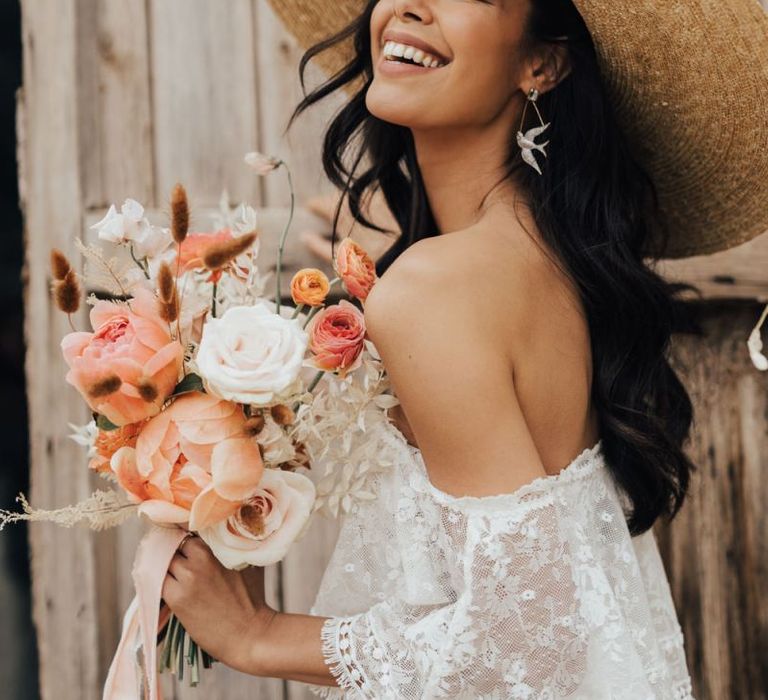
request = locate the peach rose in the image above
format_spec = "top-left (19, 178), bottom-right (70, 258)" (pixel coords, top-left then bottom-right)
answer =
top-left (110, 392), bottom-right (264, 524)
top-left (333, 237), bottom-right (377, 302)
top-left (290, 268), bottom-right (330, 307)
top-left (194, 469), bottom-right (316, 569)
top-left (61, 287), bottom-right (183, 426)
top-left (306, 299), bottom-right (366, 378)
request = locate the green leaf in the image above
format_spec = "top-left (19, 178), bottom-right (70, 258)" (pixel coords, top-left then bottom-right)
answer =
top-left (95, 414), bottom-right (120, 432)
top-left (172, 373), bottom-right (204, 396)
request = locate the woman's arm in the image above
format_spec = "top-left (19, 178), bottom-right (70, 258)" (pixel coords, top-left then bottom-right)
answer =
top-left (162, 541), bottom-right (339, 685)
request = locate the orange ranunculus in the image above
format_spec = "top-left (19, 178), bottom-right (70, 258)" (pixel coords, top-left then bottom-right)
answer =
top-left (110, 392), bottom-right (264, 524)
top-left (290, 268), bottom-right (330, 307)
top-left (61, 287), bottom-right (183, 426)
top-left (89, 422), bottom-right (143, 474)
top-left (306, 299), bottom-right (366, 379)
top-left (333, 237), bottom-right (377, 302)
top-left (174, 228), bottom-right (234, 283)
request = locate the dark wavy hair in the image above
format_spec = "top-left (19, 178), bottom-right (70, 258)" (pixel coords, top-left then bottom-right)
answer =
top-left (285, 0), bottom-right (698, 536)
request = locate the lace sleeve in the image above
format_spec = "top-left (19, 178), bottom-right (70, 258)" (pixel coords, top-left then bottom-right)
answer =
top-left (316, 494), bottom-right (594, 699)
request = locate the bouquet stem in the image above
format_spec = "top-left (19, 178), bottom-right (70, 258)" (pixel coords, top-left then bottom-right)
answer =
top-left (159, 611), bottom-right (216, 686)
top-left (275, 162), bottom-right (295, 317)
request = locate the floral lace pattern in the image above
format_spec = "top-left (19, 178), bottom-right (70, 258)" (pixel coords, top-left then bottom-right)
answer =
top-left (308, 421), bottom-right (695, 699)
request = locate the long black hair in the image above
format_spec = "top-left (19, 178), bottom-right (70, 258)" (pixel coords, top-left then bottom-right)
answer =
top-left (286, 0), bottom-right (698, 536)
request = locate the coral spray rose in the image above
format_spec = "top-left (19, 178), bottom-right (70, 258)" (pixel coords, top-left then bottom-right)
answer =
top-left (61, 287), bottom-right (183, 426)
top-left (334, 237), bottom-right (377, 302)
top-left (306, 299), bottom-right (366, 378)
top-left (110, 392), bottom-right (264, 524)
top-left (290, 268), bottom-right (330, 307)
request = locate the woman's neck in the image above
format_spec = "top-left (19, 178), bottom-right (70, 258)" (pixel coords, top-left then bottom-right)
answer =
top-left (411, 120), bottom-right (529, 235)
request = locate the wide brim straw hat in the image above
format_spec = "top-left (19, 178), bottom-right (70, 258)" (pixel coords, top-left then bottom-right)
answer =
top-left (268, 0), bottom-right (768, 259)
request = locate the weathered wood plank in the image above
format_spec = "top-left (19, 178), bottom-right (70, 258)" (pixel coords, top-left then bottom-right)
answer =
top-left (76, 0), bottom-right (154, 209)
top-left (149, 0), bottom-right (260, 206)
top-left (18, 1), bottom-right (102, 698)
top-left (657, 229), bottom-right (768, 301)
top-left (656, 303), bottom-right (768, 699)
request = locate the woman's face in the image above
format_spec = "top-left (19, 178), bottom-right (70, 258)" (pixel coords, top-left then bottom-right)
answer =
top-left (367, 0), bottom-right (533, 129)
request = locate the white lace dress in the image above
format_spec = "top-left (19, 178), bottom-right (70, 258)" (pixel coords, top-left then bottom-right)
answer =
top-left (306, 419), bottom-right (695, 699)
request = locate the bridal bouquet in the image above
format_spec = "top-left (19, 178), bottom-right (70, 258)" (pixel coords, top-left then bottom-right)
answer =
top-left (0, 152), bottom-right (395, 695)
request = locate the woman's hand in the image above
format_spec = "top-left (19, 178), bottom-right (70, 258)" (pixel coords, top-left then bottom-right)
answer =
top-left (160, 534), bottom-right (275, 675)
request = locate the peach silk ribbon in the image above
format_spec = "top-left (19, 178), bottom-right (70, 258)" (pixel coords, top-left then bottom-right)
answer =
top-left (103, 524), bottom-right (189, 700)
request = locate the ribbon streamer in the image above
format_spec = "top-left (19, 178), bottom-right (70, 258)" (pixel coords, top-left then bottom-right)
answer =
top-left (103, 524), bottom-right (188, 700)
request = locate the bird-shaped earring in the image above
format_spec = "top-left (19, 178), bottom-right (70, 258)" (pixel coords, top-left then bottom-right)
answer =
top-left (516, 87), bottom-right (550, 175)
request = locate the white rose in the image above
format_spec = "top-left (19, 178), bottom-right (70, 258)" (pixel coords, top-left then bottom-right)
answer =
top-left (198, 469), bottom-right (315, 569)
top-left (196, 302), bottom-right (309, 405)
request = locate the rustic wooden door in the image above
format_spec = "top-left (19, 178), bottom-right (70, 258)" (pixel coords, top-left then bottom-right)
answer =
top-left (17, 1), bottom-right (768, 698)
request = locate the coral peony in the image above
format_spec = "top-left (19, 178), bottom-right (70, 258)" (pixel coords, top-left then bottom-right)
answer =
top-left (61, 287), bottom-right (183, 426)
top-left (333, 237), bottom-right (377, 302)
top-left (290, 268), bottom-right (330, 307)
top-left (110, 392), bottom-right (264, 524)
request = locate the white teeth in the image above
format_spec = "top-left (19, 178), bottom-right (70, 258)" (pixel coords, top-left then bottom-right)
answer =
top-left (382, 40), bottom-right (447, 68)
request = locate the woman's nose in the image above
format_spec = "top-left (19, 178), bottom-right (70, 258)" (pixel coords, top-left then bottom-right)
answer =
top-left (391, 0), bottom-right (434, 23)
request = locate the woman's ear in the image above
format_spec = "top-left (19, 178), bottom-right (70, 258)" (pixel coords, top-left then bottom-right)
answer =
top-left (528, 43), bottom-right (572, 95)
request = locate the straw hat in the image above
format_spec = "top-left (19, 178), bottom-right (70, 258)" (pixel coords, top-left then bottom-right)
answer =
top-left (268, 0), bottom-right (768, 259)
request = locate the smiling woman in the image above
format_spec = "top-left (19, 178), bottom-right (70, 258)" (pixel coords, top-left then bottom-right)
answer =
top-left (150, 0), bottom-right (768, 697)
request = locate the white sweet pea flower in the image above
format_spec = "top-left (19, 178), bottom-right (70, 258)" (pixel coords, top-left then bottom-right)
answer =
top-left (244, 151), bottom-right (281, 175)
top-left (131, 224), bottom-right (173, 259)
top-left (748, 304), bottom-right (768, 371)
top-left (91, 198), bottom-right (145, 244)
top-left (196, 302), bottom-right (309, 405)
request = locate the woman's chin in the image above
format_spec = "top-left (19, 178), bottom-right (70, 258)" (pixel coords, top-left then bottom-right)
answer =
top-left (365, 88), bottom-right (435, 129)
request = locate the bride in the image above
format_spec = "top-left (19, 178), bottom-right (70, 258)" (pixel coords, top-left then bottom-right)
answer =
top-left (159, 0), bottom-right (768, 697)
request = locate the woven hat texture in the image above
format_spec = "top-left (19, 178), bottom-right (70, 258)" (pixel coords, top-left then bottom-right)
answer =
top-left (268, 0), bottom-right (768, 258)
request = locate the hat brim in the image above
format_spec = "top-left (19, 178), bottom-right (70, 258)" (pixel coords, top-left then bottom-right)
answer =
top-left (268, 0), bottom-right (768, 259)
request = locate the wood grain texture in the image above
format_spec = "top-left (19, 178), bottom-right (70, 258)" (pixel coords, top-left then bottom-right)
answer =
top-left (149, 0), bottom-right (260, 206)
top-left (76, 0), bottom-right (154, 209)
top-left (656, 303), bottom-right (768, 700)
top-left (18, 1), bottom-right (103, 697)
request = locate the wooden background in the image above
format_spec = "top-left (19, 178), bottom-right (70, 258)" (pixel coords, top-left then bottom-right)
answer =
top-left (16, 1), bottom-right (768, 698)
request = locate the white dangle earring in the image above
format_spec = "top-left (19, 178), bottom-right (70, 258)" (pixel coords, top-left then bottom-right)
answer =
top-left (516, 87), bottom-right (551, 175)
